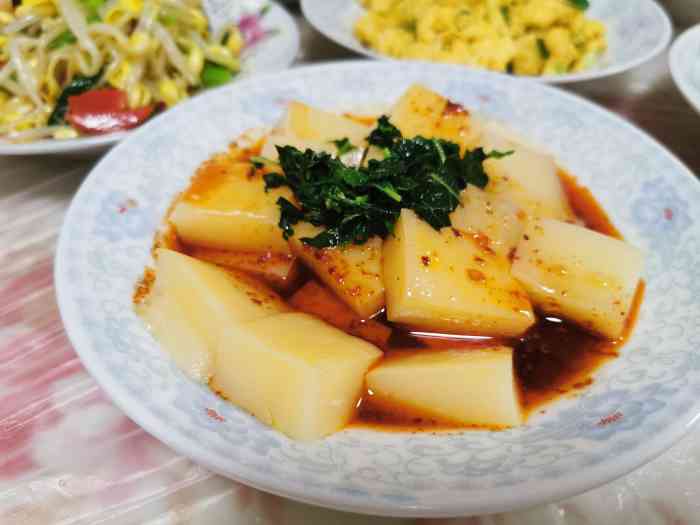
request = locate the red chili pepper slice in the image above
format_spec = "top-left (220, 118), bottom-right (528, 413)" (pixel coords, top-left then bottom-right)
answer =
top-left (66, 88), bottom-right (154, 135)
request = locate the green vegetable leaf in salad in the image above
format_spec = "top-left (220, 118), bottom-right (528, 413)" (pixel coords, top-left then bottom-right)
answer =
top-left (47, 70), bottom-right (103, 125)
top-left (48, 30), bottom-right (78, 50)
top-left (79, 0), bottom-right (106, 20)
top-left (48, 7), bottom-right (101, 50)
top-left (201, 61), bottom-right (235, 88)
top-left (265, 115), bottom-right (511, 248)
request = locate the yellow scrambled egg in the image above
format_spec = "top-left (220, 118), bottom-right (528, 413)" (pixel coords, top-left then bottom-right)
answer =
top-left (354, 0), bottom-right (607, 76)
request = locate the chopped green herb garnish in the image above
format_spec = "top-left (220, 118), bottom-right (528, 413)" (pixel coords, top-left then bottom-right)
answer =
top-left (366, 115), bottom-right (401, 148)
top-left (331, 137), bottom-right (358, 157)
top-left (568, 0), bottom-right (589, 9)
top-left (265, 115), bottom-right (512, 248)
top-left (432, 139), bottom-right (446, 165)
top-left (276, 197), bottom-right (305, 239)
top-left (537, 38), bottom-right (550, 60)
top-left (486, 149), bottom-right (514, 159)
top-left (262, 172), bottom-right (286, 189)
top-left (250, 155), bottom-right (279, 169)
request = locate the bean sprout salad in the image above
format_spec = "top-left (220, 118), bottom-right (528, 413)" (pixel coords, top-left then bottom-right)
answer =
top-left (0, 0), bottom-right (272, 142)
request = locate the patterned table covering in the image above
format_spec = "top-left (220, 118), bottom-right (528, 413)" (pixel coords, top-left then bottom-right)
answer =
top-left (3, 13), bottom-right (700, 525)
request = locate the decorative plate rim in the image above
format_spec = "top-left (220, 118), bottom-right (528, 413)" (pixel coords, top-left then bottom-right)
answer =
top-left (0, 1), bottom-right (300, 157)
top-left (55, 60), bottom-right (700, 517)
top-left (300, 0), bottom-right (673, 85)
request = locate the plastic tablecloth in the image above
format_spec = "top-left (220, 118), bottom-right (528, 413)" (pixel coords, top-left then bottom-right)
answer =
top-left (3, 10), bottom-right (700, 525)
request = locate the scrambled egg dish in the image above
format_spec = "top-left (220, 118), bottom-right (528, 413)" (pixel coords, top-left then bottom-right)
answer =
top-left (354, 0), bottom-right (607, 76)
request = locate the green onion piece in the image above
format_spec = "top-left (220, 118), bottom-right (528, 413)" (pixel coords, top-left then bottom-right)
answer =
top-left (201, 61), bottom-right (234, 88)
top-left (202, 61), bottom-right (234, 88)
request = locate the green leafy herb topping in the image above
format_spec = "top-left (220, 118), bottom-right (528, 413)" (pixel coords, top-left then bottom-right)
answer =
top-left (331, 137), bottom-right (358, 157)
top-left (264, 115), bottom-right (511, 248)
top-left (537, 38), bottom-right (550, 60)
top-left (250, 155), bottom-right (278, 169)
top-left (366, 115), bottom-right (401, 148)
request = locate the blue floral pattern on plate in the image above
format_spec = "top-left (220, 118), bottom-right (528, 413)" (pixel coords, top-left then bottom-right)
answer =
top-left (55, 62), bottom-right (700, 518)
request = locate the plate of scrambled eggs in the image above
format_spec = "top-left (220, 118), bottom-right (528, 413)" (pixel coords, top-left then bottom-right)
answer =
top-left (301, 0), bottom-right (672, 83)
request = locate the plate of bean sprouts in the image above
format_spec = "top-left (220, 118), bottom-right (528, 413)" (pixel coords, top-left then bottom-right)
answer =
top-left (0, 0), bottom-right (299, 155)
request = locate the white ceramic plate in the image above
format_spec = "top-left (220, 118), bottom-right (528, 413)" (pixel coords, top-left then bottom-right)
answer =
top-left (301, 0), bottom-right (672, 84)
top-left (670, 24), bottom-right (700, 115)
top-left (56, 61), bottom-right (700, 518)
top-left (0, 2), bottom-right (300, 157)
